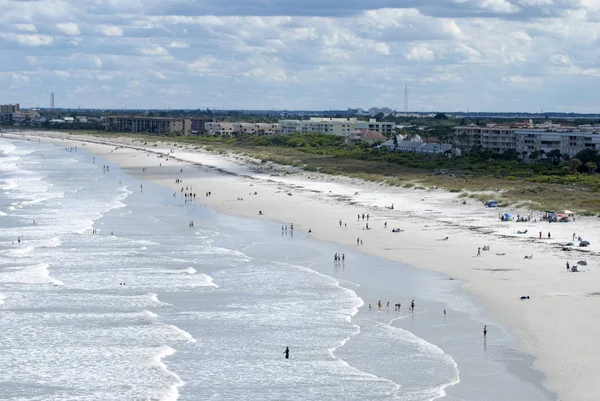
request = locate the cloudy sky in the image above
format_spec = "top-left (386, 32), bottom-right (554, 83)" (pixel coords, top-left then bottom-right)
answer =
top-left (1, 0), bottom-right (599, 112)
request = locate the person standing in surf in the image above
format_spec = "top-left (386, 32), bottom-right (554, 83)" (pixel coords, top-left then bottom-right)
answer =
top-left (284, 347), bottom-right (290, 359)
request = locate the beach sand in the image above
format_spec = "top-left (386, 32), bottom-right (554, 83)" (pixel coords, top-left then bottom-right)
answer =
top-left (7, 130), bottom-right (600, 401)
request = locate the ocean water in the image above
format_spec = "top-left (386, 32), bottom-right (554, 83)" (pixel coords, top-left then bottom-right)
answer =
top-left (0, 137), bottom-right (554, 401)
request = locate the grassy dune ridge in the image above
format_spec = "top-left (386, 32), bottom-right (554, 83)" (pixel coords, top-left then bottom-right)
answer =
top-left (17, 129), bottom-right (600, 215)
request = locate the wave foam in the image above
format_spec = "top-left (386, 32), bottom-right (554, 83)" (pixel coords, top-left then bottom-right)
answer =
top-left (0, 262), bottom-right (63, 286)
top-left (162, 267), bottom-right (197, 275)
top-left (149, 346), bottom-right (185, 401)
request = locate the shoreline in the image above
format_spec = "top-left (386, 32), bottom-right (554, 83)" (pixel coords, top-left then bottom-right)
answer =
top-left (5, 130), bottom-right (600, 400)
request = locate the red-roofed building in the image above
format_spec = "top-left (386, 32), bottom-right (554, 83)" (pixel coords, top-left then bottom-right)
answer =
top-left (352, 129), bottom-right (387, 143)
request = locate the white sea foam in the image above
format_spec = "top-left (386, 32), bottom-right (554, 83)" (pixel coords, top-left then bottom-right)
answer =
top-left (147, 293), bottom-right (173, 307)
top-left (161, 324), bottom-right (197, 343)
top-left (149, 346), bottom-right (185, 401)
top-left (0, 262), bottom-right (63, 286)
top-left (162, 267), bottom-right (197, 275)
top-left (197, 273), bottom-right (218, 288)
top-left (136, 310), bottom-right (159, 321)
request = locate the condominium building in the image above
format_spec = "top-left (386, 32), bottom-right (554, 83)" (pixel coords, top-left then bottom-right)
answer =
top-left (516, 129), bottom-right (600, 158)
top-left (0, 103), bottom-right (20, 114)
top-left (279, 118), bottom-right (394, 137)
top-left (104, 116), bottom-right (192, 135)
top-left (204, 122), bottom-right (278, 136)
top-left (455, 122), bottom-right (599, 158)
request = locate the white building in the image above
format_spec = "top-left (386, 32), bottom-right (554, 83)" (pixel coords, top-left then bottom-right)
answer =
top-left (203, 122), bottom-right (278, 136)
top-left (279, 117), bottom-right (394, 137)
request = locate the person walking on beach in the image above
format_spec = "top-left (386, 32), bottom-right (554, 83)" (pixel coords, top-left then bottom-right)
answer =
top-left (548, 231), bottom-right (551, 239)
top-left (444, 309), bottom-right (447, 317)
top-left (369, 303), bottom-right (371, 310)
top-left (384, 221), bottom-right (387, 229)
top-left (566, 261), bottom-right (570, 272)
top-left (477, 247), bottom-right (481, 257)
top-left (357, 237), bottom-right (360, 246)
top-left (378, 300), bottom-right (382, 309)
top-left (357, 214), bottom-right (360, 222)
top-left (339, 219), bottom-right (342, 227)
top-left (342, 254), bottom-right (345, 262)
top-left (483, 325), bottom-right (487, 338)
top-left (284, 347), bottom-right (290, 359)
top-left (410, 299), bottom-right (415, 312)
top-left (367, 214), bottom-right (369, 221)
top-left (539, 231), bottom-right (542, 239)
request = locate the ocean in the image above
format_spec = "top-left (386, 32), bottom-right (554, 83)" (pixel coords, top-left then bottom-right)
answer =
top-left (0, 137), bottom-right (554, 401)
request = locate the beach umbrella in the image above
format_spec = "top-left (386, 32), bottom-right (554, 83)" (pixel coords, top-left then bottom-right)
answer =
top-left (564, 210), bottom-right (574, 214)
top-left (545, 210), bottom-right (554, 214)
top-left (577, 261), bottom-right (588, 266)
top-left (580, 240), bottom-right (590, 247)
top-left (504, 213), bottom-right (511, 219)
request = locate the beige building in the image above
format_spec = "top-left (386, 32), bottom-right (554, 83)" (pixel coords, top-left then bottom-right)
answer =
top-left (455, 122), bottom-right (599, 158)
top-left (104, 116), bottom-right (192, 135)
top-left (516, 129), bottom-right (600, 158)
top-left (0, 103), bottom-right (20, 114)
top-left (279, 117), bottom-right (394, 137)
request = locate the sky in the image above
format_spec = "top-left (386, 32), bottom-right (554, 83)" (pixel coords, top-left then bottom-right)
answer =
top-left (1, 0), bottom-right (600, 112)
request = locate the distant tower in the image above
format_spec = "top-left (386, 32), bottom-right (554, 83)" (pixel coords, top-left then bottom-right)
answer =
top-left (404, 85), bottom-right (408, 113)
top-left (50, 93), bottom-right (55, 109)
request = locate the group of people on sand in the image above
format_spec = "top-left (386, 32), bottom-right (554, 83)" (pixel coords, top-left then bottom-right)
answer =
top-left (334, 253), bottom-right (345, 263)
top-left (476, 246), bottom-right (491, 256)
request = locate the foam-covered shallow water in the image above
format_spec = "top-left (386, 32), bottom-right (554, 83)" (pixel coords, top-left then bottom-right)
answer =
top-left (0, 138), bottom-right (553, 400)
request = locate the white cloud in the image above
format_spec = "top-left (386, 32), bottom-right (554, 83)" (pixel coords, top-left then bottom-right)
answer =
top-left (168, 41), bottom-right (189, 48)
top-left (0, 33), bottom-right (53, 46)
top-left (406, 45), bottom-right (435, 61)
top-left (188, 56), bottom-right (217, 73)
top-left (3, 0), bottom-right (600, 110)
top-left (150, 71), bottom-right (168, 79)
top-left (550, 53), bottom-right (572, 65)
top-left (502, 75), bottom-right (530, 84)
top-left (56, 23), bottom-right (80, 36)
top-left (138, 46), bottom-right (169, 56)
top-left (96, 25), bottom-right (124, 37)
top-left (13, 24), bottom-right (37, 32)
top-left (90, 56), bottom-right (102, 69)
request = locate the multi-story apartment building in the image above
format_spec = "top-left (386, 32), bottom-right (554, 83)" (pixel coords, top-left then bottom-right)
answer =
top-left (455, 122), bottom-right (600, 158)
top-left (516, 129), bottom-right (600, 158)
top-left (0, 103), bottom-right (20, 114)
top-left (203, 122), bottom-right (278, 136)
top-left (279, 118), bottom-right (394, 137)
top-left (104, 116), bottom-right (192, 135)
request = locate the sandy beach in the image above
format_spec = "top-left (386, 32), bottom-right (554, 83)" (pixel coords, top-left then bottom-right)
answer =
top-left (6, 130), bottom-right (600, 400)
